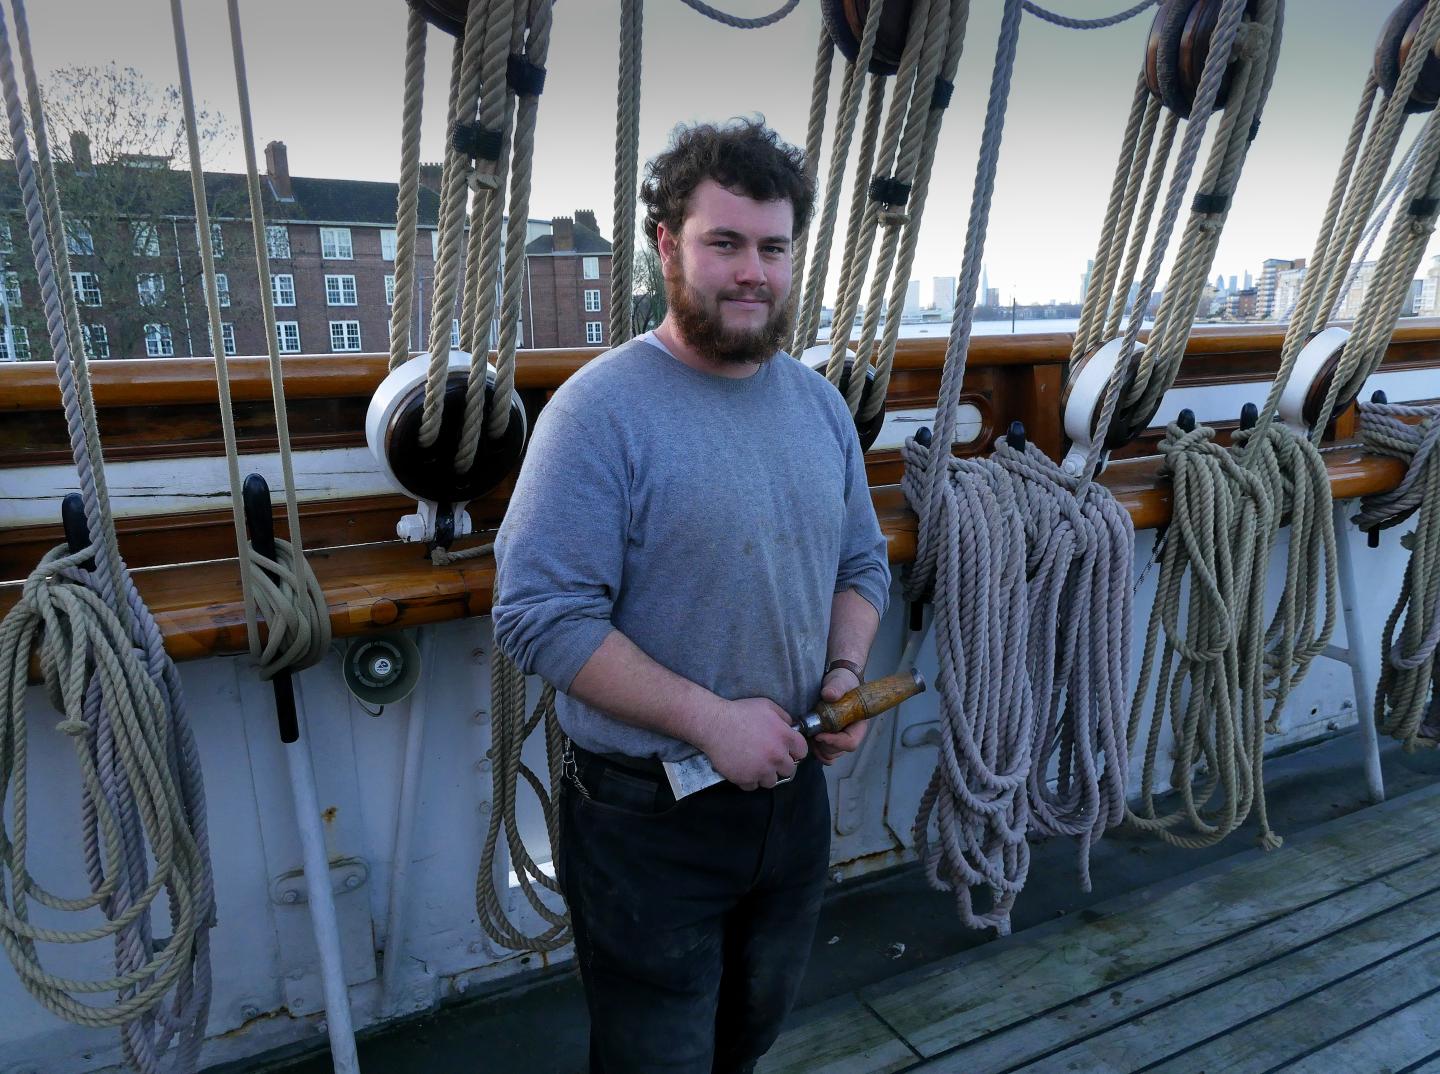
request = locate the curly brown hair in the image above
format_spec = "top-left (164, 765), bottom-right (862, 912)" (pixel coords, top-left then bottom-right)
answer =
top-left (640, 119), bottom-right (813, 252)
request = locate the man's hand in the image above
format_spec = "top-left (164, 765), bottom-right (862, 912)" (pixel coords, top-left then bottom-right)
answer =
top-left (813, 667), bottom-right (867, 765)
top-left (696, 697), bottom-right (808, 791)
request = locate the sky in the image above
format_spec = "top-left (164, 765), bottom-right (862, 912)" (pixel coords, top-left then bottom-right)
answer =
top-left (14, 0), bottom-right (1421, 305)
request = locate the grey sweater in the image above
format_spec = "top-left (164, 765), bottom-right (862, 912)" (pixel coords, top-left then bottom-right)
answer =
top-left (491, 337), bottom-right (891, 761)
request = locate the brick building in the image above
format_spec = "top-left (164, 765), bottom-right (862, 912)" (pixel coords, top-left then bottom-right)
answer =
top-left (0, 138), bottom-right (604, 362)
top-left (521, 210), bottom-right (614, 349)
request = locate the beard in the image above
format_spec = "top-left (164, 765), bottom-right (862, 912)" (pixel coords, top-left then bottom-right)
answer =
top-left (665, 255), bottom-right (793, 366)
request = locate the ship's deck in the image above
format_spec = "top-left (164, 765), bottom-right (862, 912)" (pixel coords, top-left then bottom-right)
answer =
top-left (235, 733), bottom-right (1440, 1074)
top-left (763, 776), bottom-right (1440, 1074)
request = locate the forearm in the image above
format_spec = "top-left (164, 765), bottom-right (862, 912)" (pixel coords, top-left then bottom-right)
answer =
top-left (566, 629), bottom-right (721, 750)
top-left (828, 587), bottom-right (882, 671)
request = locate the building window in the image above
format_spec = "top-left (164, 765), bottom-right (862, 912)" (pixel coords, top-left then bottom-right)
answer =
top-left (215, 273), bottom-right (231, 307)
top-left (136, 272), bottom-right (165, 306)
top-left (3, 272), bottom-right (20, 307)
top-left (0, 220), bottom-right (12, 254)
top-left (130, 221), bottom-right (160, 256)
top-left (582, 256), bottom-right (600, 280)
top-left (320, 226), bottom-right (353, 260)
top-left (209, 321), bottom-right (236, 356)
top-left (82, 323), bottom-right (108, 359)
top-left (65, 220), bottom-right (94, 256)
top-left (329, 320), bottom-right (362, 352)
top-left (325, 273), bottom-right (358, 306)
top-left (384, 274), bottom-right (396, 306)
top-left (380, 229), bottom-right (397, 260)
top-left (451, 318), bottom-right (461, 349)
top-left (209, 222), bottom-right (224, 258)
top-left (144, 323), bottom-right (173, 357)
top-left (275, 320), bottom-right (301, 354)
top-left (0, 325), bottom-right (29, 360)
top-left (585, 321), bottom-right (603, 344)
top-left (266, 224), bottom-right (290, 259)
top-left (271, 273), bottom-right (296, 306)
top-left (71, 271), bottom-right (102, 306)
top-left (584, 288), bottom-right (601, 312)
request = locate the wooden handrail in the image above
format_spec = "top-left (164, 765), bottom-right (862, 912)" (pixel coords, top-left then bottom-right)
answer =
top-left (7, 319), bottom-right (1438, 412)
top-left (0, 448), bottom-right (1404, 667)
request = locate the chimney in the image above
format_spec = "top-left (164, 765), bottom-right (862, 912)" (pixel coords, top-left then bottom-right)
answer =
top-left (419, 161), bottom-right (444, 196)
top-left (69, 131), bottom-right (92, 176)
top-left (264, 140), bottom-right (294, 201)
top-left (552, 215), bottom-right (574, 252)
top-left (574, 209), bottom-right (598, 235)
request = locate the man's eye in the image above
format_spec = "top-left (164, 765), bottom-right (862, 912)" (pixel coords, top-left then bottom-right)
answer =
top-left (713, 241), bottom-right (734, 249)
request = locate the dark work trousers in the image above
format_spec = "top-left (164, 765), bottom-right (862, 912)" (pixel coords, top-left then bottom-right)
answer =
top-left (557, 746), bottom-right (831, 1074)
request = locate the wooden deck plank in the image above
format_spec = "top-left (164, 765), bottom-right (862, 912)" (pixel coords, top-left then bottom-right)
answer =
top-left (756, 996), bottom-right (915, 1074)
top-left (865, 783), bottom-right (1440, 1059)
top-left (1284, 988), bottom-right (1440, 1074)
top-left (914, 852), bottom-right (1440, 1073)
top-left (1018, 899), bottom-right (1440, 1073)
top-left (1144, 935), bottom-right (1440, 1074)
top-left (1402, 1049), bottom-right (1440, 1073)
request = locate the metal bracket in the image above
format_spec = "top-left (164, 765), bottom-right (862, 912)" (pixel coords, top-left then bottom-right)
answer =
top-left (269, 856), bottom-right (370, 906)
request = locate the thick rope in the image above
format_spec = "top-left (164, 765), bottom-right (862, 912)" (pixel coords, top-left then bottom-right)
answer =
top-left (675, 0), bottom-right (799, 30)
top-left (224, 0), bottom-right (332, 676)
top-left (610, 0), bottom-right (642, 348)
top-left (993, 441), bottom-right (1134, 891)
top-left (1357, 402), bottom-right (1440, 749)
top-left (1127, 423), bottom-right (1283, 849)
top-left (903, 0), bottom-right (1042, 938)
top-left (420, 0), bottom-right (489, 449)
top-left (903, 439), bottom-right (1033, 935)
top-left (791, 0), bottom-right (885, 354)
top-left (475, 668), bottom-right (570, 952)
top-left (0, 2), bottom-right (214, 1066)
top-left (1021, 0), bottom-right (1157, 30)
top-left (389, 8), bottom-right (427, 372)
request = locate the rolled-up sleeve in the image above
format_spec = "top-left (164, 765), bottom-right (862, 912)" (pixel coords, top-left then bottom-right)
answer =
top-left (834, 425), bottom-right (891, 618)
top-left (492, 401), bottom-right (626, 691)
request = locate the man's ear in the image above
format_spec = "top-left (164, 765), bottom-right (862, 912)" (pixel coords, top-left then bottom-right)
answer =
top-left (656, 222), bottom-right (679, 271)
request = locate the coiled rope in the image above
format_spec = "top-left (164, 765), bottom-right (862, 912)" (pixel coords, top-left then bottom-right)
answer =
top-left (1356, 402), bottom-right (1440, 749)
top-left (0, 0), bottom-right (214, 1067)
top-left (1058, 0), bottom-right (1305, 853)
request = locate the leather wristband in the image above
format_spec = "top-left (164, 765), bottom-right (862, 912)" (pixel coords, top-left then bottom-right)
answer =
top-left (824, 658), bottom-right (865, 683)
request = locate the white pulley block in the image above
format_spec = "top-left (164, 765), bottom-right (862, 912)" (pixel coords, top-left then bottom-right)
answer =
top-left (1277, 326), bottom-right (1350, 434)
top-left (366, 350), bottom-right (511, 544)
top-left (1061, 337), bottom-right (1144, 476)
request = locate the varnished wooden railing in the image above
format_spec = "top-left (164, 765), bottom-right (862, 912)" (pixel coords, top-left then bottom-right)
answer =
top-left (0, 321), bottom-right (1432, 663)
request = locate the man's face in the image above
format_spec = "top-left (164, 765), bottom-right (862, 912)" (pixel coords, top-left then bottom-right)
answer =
top-left (657, 178), bottom-right (795, 365)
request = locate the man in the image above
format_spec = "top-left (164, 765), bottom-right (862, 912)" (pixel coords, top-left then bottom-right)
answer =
top-left (492, 119), bottom-right (891, 1074)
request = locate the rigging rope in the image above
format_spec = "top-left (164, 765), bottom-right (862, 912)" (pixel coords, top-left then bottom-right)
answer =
top-left (0, 0), bottom-right (214, 1066)
top-left (899, 0), bottom-right (1144, 925)
top-left (1356, 402), bottom-right (1440, 748)
top-left (1057, 0), bottom-right (1306, 852)
top-left (675, 0), bottom-right (800, 30)
top-left (611, 0), bottom-right (642, 347)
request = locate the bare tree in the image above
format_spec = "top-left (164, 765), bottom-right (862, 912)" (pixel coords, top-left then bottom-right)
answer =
top-left (2, 64), bottom-right (251, 360)
top-left (631, 243), bottom-right (666, 334)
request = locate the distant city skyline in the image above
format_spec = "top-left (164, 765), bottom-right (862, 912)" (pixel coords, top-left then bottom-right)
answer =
top-left (18, 1), bottom-right (1433, 307)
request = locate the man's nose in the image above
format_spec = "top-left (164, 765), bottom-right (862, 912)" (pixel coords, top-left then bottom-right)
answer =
top-left (734, 248), bottom-right (765, 286)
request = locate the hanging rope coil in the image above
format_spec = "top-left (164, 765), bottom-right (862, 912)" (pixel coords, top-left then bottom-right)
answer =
top-left (993, 442), bottom-right (1134, 891)
top-left (903, 438), bottom-right (1034, 935)
top-left (1357, 402), bottom-right (1440, 748)
top-left (0, 1), bottom-right (215, 1066)
top-left (1127, 422), bottom-right (1284, 850)
top-left (475, 668), bottom-right (571, 952)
